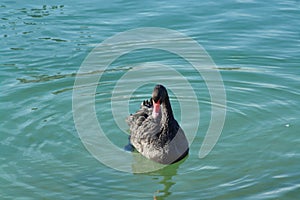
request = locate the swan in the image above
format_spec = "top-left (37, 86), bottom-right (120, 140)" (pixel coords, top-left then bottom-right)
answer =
top-left (126, 84), bottom-right (189, 164)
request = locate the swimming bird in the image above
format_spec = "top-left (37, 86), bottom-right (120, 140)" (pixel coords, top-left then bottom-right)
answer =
top-left (126, 84), bottom-right (189, 164)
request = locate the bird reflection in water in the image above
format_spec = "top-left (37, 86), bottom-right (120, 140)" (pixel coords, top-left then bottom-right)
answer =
top-left (129, 147), bottom-right (188, 199)
top-left (152, 156), bottom-right (188, 200)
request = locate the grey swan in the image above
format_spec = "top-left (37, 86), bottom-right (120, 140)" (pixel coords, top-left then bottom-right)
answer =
top-left (126, 84), bottom-right (189, 164)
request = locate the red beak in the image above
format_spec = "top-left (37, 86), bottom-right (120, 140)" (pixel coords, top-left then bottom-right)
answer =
top-left (152, 100), bottom-right (161, 119)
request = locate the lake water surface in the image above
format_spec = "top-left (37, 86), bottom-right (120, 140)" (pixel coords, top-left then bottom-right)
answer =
top-left (1, 0), bottom-right (300, 199)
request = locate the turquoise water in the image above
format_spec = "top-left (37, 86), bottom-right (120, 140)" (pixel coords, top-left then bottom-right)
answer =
top-left (1, 0), bottom-right (300, 199)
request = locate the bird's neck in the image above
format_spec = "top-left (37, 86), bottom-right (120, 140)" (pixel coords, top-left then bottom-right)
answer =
top-left (161, 98), bottom-right (174, 125)
top-left (159, 98), bottom-right (178, 142)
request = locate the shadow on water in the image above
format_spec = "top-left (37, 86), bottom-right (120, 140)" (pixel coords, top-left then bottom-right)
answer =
top-left (16, 66), bottom-right (132, 84)
top-left (16, 66), bottom-right (132, 94)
